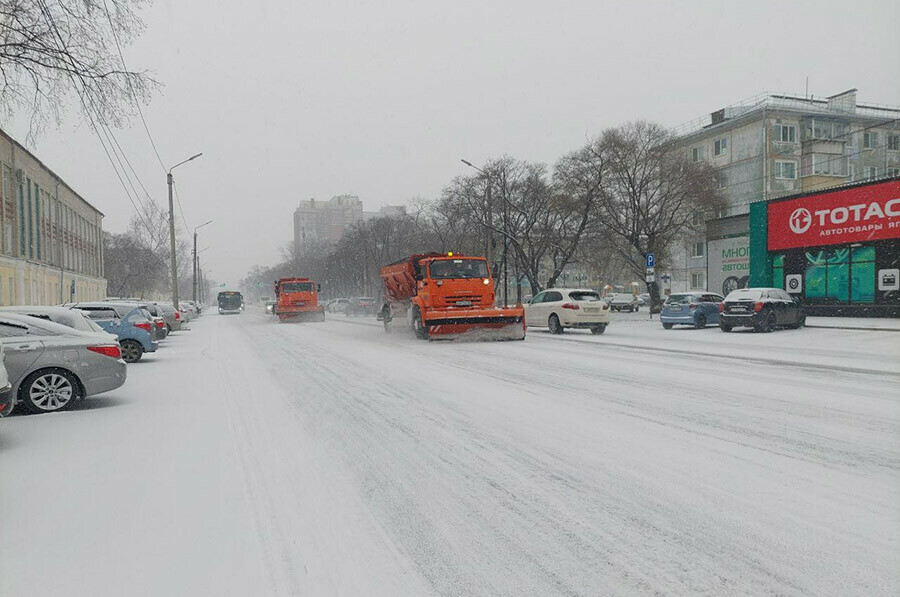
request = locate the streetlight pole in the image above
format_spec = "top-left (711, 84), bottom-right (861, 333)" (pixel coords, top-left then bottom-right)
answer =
top-left (462, 159), bottom-right (507, 306)
top-left (192, 220), bottom-right (212, 302)
top-left (167, 152), bottom-right (203, 309)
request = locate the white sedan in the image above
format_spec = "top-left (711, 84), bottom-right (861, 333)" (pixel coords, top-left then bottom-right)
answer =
top-left (524, 288), bottom-right (611, 334)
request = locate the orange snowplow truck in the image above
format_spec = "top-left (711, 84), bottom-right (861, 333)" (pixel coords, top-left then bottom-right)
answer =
top-left (379, 253), bottom-right (525, 340)
top-left (274, 277), bottom-right (325, 322)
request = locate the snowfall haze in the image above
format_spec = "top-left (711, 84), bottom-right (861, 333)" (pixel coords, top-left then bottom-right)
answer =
top-left (4, 0), bottom-right (899, 285)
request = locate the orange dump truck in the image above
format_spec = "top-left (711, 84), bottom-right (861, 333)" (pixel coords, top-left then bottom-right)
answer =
top-left (274, 277), bottom-right (325, 322)
top-left (379, 253), bottom-right (525, 340)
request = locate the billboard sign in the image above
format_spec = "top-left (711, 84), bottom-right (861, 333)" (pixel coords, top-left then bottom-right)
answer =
top-left (708, 236), bottom-right (750, 296)
top-left (767, 180), bottom-right (900, 251)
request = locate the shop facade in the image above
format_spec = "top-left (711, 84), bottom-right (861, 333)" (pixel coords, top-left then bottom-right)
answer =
top-left (749, 178), bottom-right (900, 317)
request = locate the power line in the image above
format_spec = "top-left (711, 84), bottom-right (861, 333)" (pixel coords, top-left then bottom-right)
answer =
top-left (101, 0), bottom-right (167, 174)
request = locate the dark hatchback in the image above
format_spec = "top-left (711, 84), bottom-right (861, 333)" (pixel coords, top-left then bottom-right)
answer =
top-left (719, 288), bottom-right (806, 333)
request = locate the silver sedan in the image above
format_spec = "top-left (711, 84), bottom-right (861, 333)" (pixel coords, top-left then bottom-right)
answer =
top-left (0, 313), bottom-right (127, 416)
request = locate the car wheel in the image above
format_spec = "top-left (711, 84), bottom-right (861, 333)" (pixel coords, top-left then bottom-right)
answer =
top-left (589, 324), bottom-right (606, 335)
top-left (120, 339), bottom-right (143, 363)
top-left (720, 324), bottom-right (732, 333)
top-left (412, 306), bottom-right (428, 340)
top-left (797, 313), bottom-right (806, 328)
top-left (694, 315), bottom-right (707, 329)
top-left (21, 369), bottom-right (80, 414)
top-left (662, 322), bottom-right (674, 330)
top-left (0, 398), bottom-right (14, 418)
top-left (548, 314), bottom-right (564, 334)
top-left (756, 311), bottom-right (776, 333)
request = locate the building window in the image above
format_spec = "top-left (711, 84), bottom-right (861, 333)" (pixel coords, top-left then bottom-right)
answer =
top-left (691, 241), bottom-right (705, 258)
top-left (888, 134), bottom-right (900, 151)
top-left (690, 272), bottom-right (705, 289)
top-left (691, 146), bottom-right (705, 162)
top-left (863, 132), bottom-right (877, 149)
top-left (807, 154), bottom-right (844, 176)
top-left (26, 180), bottom-right (33, 259)
top-left (774, 160), bottom-right (797, 179)
top-left (864, 166), bottom-right (878, 179)
top-left (805, 246), bottom-right (875, 304)
top-left (888, 167), bottom-right (900, 178)
top-left (847, 164), bottom-right (856, 182)
top-left (713, 138), bottom-right (727, 156)
top-left (775, 125), bottom-right (797, 143)
top-left (772, 254), bottom-right (785, 290)
top-left (692, 210), bottom-right (704, 225)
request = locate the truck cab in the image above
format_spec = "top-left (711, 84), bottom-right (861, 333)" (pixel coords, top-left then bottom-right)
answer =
top-left (274, 278), bottom-right (325, 322)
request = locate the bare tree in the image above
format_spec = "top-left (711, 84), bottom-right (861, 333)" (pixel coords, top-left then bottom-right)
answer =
top-left (596, 121), bottom-right (723, 308)
top-left (0, 0), bottom-right (157, 139)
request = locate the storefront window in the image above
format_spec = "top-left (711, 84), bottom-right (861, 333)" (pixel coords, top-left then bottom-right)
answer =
top-left (805, 252), bottom-right (827, 298)
top-left (826, 248), bottom-right (849, 300)
top-left (772, 254), bottom-right (784, 289)
top-left (850, 245), bottom-right (875, 303)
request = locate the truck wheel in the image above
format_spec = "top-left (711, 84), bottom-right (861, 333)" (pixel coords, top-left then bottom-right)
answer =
top-left (548, 314), bottom-right (563, 334)
top-left (412, 307), bottom-right (428, 340)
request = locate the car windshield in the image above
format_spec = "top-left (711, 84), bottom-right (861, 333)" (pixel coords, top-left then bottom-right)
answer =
top-left (429, 259), bottom-right (489, 279)
top-left (665, 294), bottom-right (695, 304)
top-left (282, 282), bottom-right (314, 293)
top-left (726, 289), bottom-right (764, 301)
top-left (569, 291), bottom-right (601, 302)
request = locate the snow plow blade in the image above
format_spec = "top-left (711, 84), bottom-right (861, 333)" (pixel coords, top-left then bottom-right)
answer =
top-left (277, 308), bottom-right (325, 322)
top-left (423, 306), bottom-right (526, 340)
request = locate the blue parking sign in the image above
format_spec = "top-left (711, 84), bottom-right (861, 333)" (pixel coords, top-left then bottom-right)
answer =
top-left (645, 253), bottom-right (655, 268)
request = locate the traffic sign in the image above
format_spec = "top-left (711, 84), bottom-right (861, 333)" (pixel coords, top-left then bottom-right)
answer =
top-left (646, 274), bottom-right (656, 283)
top-left (645, 253), bottom-right (655, 268)
top-left (646, 266), bottom-right (655, 275)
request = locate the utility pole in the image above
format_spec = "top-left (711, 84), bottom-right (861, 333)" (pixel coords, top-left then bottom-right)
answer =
top-left (192, 220), bottom-right (212, 302)
top-left (167, 153), bottom-right (203, 309)
top-left (167, 171), bottom-right (178, 309)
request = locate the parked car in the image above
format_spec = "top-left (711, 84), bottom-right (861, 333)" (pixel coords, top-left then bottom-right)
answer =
top-left (525, 288), bottom-right (611, 334)
top-left (0, 341), bottom-right (11, 416)
top-left (69, 302), bottom-right (159, 363)
top-left (186, 300), bottom-right (202, 315)
top-left (0, 306), bottom-right (114, 336)
top-left (326, 298), bottom-right (350, 314)
top-left (346, 297), bottom-right (377, 317)
top-left (719, 287), bottom-right (806, 333)
top-left (0, 313), bottom-right (126, 415)
top-left (660, 292), bottom-right (724, 329)
top-left (607, 293), bottom-right (640, 312)
top-left (179, 302), bottom-right (198, 321)
top-left (637, 293), bottom-right (651, 306)
top-left (155, 303), bottom-right (183, 332)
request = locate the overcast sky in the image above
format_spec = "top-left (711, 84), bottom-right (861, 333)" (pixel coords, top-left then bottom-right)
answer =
top-left (6, 0), bottom-right (900, 286)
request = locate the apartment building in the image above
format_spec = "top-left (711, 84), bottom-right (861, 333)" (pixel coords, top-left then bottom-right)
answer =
top-left (669, 88), bottom-right (900, 295)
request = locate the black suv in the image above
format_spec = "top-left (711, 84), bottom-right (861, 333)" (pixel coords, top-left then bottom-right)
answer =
top-left (719, 287), bottom-right (806, 333)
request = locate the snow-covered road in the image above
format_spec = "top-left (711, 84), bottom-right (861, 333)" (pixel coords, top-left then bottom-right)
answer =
top-left (2, 311), bottom-right (898, 596)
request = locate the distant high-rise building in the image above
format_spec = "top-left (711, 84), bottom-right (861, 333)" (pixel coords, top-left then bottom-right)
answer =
top-left (362, 205), bottom-right (407, 222)
top-left (293, 195), bottom-right (363, 252)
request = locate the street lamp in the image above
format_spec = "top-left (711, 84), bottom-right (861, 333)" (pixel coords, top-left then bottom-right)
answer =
top-left (193, 219), bottom-right (212, 302)
top-left (167, 152), bottom-right (203, 309)
top-left (461, 158), bottom-right (509, 306)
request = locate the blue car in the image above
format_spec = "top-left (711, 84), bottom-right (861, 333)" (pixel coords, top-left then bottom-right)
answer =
top-left (69, 302), bottom-right (159, 363)
top-left (660, 292), bottom-right (724, 329)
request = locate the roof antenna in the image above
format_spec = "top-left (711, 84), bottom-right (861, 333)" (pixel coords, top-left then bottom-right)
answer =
top-left (805, 76), bottom-right (809, 99)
